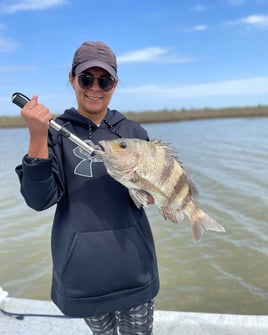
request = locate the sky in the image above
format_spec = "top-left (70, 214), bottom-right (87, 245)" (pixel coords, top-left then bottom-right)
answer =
top-left (1, 0), bottom-right (268, 116)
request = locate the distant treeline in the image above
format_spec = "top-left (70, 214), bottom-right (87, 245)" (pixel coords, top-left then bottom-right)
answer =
top-left (1, 105), bottom-right (268, 128)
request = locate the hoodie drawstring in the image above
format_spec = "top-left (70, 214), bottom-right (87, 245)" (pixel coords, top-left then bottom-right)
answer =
top-left (86, 118), bottom-right (124, 142)
top-left (88, 120), bottom-right (92, 140)
top-left (103, 119), bottom-right (122, 138)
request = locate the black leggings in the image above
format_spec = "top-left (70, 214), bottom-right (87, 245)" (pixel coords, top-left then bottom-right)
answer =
top-left (84, 300), bottom-right (154, 335)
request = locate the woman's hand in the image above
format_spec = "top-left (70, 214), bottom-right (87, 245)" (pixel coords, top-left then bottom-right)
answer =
top-left (21, 95), bottom-right (52, 138)
top-left (21, 95), bottom-right (53, 159)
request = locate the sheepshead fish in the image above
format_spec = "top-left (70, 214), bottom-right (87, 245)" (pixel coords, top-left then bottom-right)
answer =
top-left (96, 138), bottom-right (225, 242)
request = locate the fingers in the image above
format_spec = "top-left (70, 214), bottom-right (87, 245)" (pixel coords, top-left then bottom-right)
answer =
top-left (21, 95), bottom-right (53, 135)
top-left (22, 95), bottom-right (52, 121)
top-left (22, 94), bottom-right (38, 111)
top-left (32, 94), bottom-right (38, 103)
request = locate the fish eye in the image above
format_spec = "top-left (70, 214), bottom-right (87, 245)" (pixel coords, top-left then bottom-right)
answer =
top-left (119, 141), bottom-right (127, 149)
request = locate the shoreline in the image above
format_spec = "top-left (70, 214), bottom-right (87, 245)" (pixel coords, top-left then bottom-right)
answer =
top-left (1, 105), bottom-right (268, 128)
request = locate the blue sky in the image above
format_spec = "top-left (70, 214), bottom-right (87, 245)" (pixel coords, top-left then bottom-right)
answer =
top-left (1, 0), bottom-right (268, 116)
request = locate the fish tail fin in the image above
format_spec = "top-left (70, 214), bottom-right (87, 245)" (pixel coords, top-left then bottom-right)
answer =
top-left (187, 204), bottom-right (225, 242)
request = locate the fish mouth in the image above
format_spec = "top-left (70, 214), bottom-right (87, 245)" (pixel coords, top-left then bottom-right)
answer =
top-left (94, 141), bottom-right (110, 156)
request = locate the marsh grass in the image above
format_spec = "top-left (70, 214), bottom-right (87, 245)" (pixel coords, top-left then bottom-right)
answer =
top-left (1, 106), bottom-right (268, 128)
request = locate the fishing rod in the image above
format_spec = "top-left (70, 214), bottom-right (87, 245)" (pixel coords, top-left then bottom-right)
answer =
top-left (11, 92), bottom-right (95, 155)
top-left (0, 308), bottom-right (71, 320)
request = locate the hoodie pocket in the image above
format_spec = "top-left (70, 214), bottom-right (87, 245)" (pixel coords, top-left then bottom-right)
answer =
top-left (62, 227), bottom-right (154, 298)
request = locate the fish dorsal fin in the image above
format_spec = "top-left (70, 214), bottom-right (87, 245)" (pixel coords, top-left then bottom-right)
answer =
top-left (151, 139), bottom-right (182, 163)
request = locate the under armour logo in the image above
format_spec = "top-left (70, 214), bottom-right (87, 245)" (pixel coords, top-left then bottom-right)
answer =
top-left (73, 140), bottom-right (103, 177)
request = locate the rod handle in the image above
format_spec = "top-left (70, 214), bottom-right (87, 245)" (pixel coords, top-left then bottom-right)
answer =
top-left (11, 92), bottom-right (30, 108)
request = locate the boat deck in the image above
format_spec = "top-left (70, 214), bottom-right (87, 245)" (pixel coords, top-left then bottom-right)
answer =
top-left (1, 297), bottom-right (268, 334)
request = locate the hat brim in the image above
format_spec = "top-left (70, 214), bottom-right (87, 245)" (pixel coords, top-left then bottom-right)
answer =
top-left (75, 60), bottom-right (118, 80)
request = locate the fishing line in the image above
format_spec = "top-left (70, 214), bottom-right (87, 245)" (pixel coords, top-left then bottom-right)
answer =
top-left (0, 308), bottom-right (71, 320)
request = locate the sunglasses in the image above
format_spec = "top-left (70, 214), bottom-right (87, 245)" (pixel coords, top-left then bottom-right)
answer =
top-left (77, 73), bottom-right (116, 91)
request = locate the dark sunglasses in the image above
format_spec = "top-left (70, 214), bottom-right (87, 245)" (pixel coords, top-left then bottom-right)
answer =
top-left (77, 73), bottom-right (116, 91)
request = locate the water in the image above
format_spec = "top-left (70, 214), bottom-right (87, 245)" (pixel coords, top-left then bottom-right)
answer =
top-left (1, 118), bottom-right (268, 315)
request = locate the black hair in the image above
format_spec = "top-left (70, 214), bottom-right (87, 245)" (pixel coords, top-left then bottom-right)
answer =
top-left (71, 67), bottom-right (76, 77)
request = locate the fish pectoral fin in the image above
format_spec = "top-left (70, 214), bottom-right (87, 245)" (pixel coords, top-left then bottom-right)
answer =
top-left (159, 207), bottom-right (184, 223)
top-left (130, 172), bottom-right (168, 199)
top-left (129, 189), bottom-right (155, 208)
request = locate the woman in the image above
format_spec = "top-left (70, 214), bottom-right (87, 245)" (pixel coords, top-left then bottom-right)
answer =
top-left (15, 41), bottom-right (159, 335)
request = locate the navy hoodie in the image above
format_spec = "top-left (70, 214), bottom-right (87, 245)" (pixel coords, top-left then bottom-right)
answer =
top-left (15, 108), bottom-right (159, 317)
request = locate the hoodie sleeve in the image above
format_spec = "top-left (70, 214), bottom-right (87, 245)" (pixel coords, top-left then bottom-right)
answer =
top-left (15, 148), bottom-right (64, 212)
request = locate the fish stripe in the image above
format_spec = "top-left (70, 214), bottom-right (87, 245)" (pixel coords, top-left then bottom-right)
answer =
top-left (169, 173), bottom-right (188, 204)
top-left (160, 150), bottom-right (175, 183)
top-left (181, 188), bottom-right (192, 210)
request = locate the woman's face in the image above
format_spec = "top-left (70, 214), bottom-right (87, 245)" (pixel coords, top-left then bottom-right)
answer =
top-left (69, 67), bottom-right (117, 124)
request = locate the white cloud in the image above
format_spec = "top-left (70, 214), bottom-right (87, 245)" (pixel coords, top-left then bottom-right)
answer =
top-left (0, 65), bottom-right (39, 72)
top-left (241, 14), bottom-right (268, 26)
top-left (186, 25), bottom-right (208, 32)
top-left (117, 47), bottom-right (196, 64)
top-left (0, 23), bottom-right (18, 52)
top-left (0, 0), bottom-right (67, 14)
top-left (0, 37), bottom-right (18, 52)
top-left (228, 14), bottom-right (268, 29)
top-left (117, 77), bottom-right (268, 99)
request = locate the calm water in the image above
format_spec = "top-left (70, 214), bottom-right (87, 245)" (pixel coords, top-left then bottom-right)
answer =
top-left (1, 118), bottom-right (268, 315)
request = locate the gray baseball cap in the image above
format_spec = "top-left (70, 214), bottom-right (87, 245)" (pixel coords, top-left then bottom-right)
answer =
top-left (72, 41), bottom-right (118, 80)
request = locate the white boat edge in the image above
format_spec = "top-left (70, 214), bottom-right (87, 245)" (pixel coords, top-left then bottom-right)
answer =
top-left (1, 296), bottom-right (268, 335)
